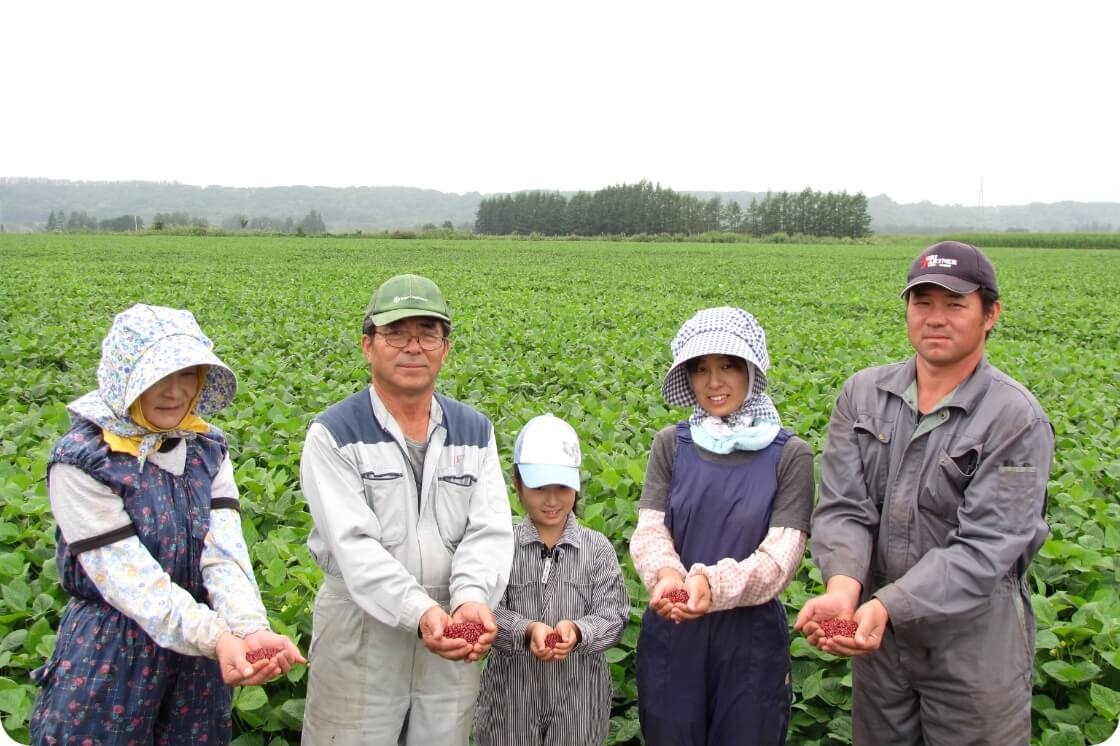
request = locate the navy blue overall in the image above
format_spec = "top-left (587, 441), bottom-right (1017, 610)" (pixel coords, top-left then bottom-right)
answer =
top-left (637, 423), bottom-right (792, 746)
top-left (30, 420), bottom-right (233, 745)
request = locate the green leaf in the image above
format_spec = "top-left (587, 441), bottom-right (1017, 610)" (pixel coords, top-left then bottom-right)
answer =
top-left (604, 647), bottom-right (629, 663)
top-left (1, 579), bottom-right (30, 612)
top-left (276, 697), bottom-right (305, 729)
top-left (0, 553), bottom-right (25, 578)
top-left (1090, 683), bottom-right (1120, 720)
top-left (265, 557), bottom-right (286, 588)
top-left (1041, 723), bottom-right (1087, 746)
top-left (1042, 660), bottom-right (1102, 685)
top-left (0, 685), bottom-right (29, 716)
top-left (234, 686), bottom-right (269, 712)
top-left (800, 668), bottom-right (825, 701)
top-left (0, 630), bottom-right (27, 654)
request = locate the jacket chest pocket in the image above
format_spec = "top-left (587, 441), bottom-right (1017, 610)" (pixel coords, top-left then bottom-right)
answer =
top-left (503, 581), bottom-right (539, 618)
top-left (360, 471), bottom-right (407, 547)
top-left (853, 416), bottom-right (893, 504)
top-left (552, 580), bottom-right (592, 622)
top-left (921, 442), bottom-right (982, 524)
top-left (433, 472), bottom-right (477, 553)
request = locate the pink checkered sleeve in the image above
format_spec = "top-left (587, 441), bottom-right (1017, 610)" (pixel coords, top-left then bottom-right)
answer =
top-left (688, 527), bottom-right (806, 610)
top-left (630, 509), bottom-right (687, 592)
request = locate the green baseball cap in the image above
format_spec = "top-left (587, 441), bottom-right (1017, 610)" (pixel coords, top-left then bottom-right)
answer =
top-left (364, 274), bottom-right (451, 327)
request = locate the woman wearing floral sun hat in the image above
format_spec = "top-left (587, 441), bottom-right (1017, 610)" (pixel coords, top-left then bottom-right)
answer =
top-left (629, 307), bottom-right (815, 745)
top-left (29, 304), bottom-right (304, 745)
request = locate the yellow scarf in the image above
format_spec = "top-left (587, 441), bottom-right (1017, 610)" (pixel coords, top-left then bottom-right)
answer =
top-left (103, 368), bottom-right (211, 456)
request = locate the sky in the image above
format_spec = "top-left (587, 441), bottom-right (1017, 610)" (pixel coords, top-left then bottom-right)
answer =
top-left (2, 1), bottom-right (1118, 206)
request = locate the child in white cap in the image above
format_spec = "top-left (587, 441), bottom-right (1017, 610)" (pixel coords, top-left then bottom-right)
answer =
top-left (475, 414), bottom-right (630, 746)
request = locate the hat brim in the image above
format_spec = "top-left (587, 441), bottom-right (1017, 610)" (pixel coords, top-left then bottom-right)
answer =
top-left (661, 331), bottom-right (766, 408)
top-left (900, 275), bottom-right (980, 298)
top-left (123, 334), bottom-right (237, 417)
top-left (518, 464), bottom-right (581, 491)
top-left (368, 309), bottom-right (451, 327)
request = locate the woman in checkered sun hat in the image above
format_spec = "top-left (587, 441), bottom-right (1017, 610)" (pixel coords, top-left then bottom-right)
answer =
top-left (630, 306), bottom-right (815, 745)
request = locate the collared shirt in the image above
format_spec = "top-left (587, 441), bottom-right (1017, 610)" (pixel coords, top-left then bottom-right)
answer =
top-left (812, 356), bottom-right (1054, 626)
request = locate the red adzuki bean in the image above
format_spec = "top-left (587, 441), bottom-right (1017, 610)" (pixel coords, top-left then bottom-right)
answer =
top-left (664, 589), bottom-right (690, 604)
top-left (445, 622), bottom-right (485, 643)
top-left (245, 647), bottom-right (282, 663)
top-left (819, 618), bottom-right (858, 638)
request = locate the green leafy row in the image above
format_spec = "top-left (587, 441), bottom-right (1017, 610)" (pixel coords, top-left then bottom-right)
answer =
top-left (0, 235), bottom-right (1117, 745)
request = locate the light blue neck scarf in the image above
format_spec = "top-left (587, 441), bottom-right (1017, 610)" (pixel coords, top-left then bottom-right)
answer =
top-left (690, 418), bottom-right (781, 454)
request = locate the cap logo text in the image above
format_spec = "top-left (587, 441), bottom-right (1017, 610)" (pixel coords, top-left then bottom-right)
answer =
top-left (922, 254), bottom-right (957, 270)
top-left (393, 294), bottom-right (428, 304)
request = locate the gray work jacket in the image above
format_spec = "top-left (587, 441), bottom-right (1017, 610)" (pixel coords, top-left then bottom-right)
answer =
top-left (812, 356), bottom-right (1053, 627)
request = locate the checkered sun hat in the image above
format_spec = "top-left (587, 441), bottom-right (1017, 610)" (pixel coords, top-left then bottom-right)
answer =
top-left (662, 307), bottom-right (770, 408)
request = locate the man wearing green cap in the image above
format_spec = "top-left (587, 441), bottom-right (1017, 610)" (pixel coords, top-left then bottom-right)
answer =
top-left (299, 274), bottom-right (514, 745)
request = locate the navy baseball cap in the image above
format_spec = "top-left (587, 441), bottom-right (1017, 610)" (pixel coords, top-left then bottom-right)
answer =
top-left (901, 241), bottom-right (999, 298)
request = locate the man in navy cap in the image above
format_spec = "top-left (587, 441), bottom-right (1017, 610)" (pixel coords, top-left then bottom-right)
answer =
top-left (797, 242), bottom-right (1054, 744)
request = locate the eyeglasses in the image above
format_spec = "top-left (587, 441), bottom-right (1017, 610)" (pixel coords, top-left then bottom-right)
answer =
top-left (374, 330), bottom-right (448, 351)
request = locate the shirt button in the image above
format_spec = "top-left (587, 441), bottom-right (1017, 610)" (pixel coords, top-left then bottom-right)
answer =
top-left (878, 433), bottom-right (888, 442)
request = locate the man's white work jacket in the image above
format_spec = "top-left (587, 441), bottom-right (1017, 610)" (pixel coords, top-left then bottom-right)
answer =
top-left (301, 386), bottom-right (514, 633)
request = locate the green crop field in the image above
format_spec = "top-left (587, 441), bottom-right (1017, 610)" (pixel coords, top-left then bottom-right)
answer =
top-left (1, 234), bottom-right (1117, 745)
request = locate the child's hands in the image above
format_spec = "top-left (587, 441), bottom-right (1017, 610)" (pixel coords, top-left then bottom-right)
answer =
top-left (528, 620), bottom-right (580, 662)
top-left (526, 622), bottom-right (557, 661)
top-left (550, 620), bottom-right (581, 661)
top-left (243, 629), bottom-right (307, 681)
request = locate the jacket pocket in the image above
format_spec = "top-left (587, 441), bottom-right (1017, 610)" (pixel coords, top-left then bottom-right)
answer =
top-left (922, 442), bottom-right (982, 524)
top-left (556, 580), bottom-right (592, 621)
top-left (853, 415), bottom-right (892, 504)
top-left (360, 472), bottom-right (407, 547)
top-left (433, 472), bottom-right (476, 553)
top-left (502, 580), bottom-right (536, 614)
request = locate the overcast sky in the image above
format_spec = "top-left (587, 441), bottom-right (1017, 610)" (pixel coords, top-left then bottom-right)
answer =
top-left (3, 1), bottom-right (1117, 206)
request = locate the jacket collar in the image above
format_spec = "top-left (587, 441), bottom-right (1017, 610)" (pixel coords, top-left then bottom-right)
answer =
top-left (366, 385), bottom-right (444, 441)
top-left (875, 355), bottom-right (994, 415)
top-left (517, 513), bottom-right (582, 551)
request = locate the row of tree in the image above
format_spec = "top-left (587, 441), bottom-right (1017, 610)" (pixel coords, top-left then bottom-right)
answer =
top-left (46, 210), bottom-right (144, 232)
top-left (218, 210), bottom-right (327, 234)
top-left (44, 209), bottom-right (327, 234)
top-left (474, 182), bottom-right (872, 238)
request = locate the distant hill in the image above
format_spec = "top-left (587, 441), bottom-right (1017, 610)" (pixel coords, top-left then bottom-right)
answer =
top-left (0, 179), bottom-right (482, 233)
top-left (865, 194), bottom-right (1120, 233)
top-left (1, 178), bottom-right (1118, 234)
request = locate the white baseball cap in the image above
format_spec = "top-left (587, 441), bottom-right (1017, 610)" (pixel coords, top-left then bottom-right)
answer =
top-left (512, 414), bottom-right (582, 491)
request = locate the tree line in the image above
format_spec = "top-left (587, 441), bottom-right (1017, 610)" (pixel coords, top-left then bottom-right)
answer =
top-left (474, 182), bottom-right (872, 238)
top-left (46, 210), bottom-right (144, 232)
top-left (42, 209), bottom-right (327, 234)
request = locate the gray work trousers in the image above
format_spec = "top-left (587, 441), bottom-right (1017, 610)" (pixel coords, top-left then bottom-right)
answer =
top-left (301, 577), bottom-right (481, 746)
top-left (852, 574), bottom-right (1035, 746)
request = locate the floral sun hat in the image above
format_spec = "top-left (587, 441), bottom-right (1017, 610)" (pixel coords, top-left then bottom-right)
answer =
top-left (67, 304), bottom-right (237, 463)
